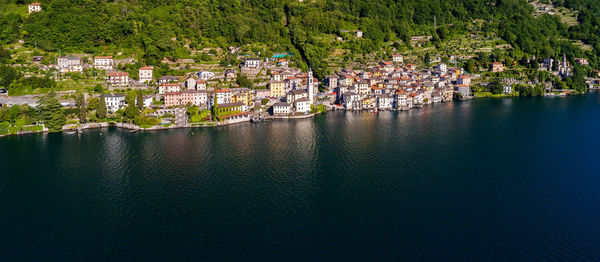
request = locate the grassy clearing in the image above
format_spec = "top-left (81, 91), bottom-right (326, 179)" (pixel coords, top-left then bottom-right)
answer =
top-left (572, 40), bottom-right (593, 51)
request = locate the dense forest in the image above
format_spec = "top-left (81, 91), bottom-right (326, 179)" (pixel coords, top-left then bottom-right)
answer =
top-left (1, 0), bottom-right (600, 78)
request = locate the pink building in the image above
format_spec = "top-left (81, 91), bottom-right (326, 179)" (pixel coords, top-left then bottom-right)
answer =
top-left (163, 90), bottom-right (207, 107)
top-left (107, 71), bottom-right (129, 87)
top-left (492, 62), bottom-right (504, 73)
top-left (180, 90), bottom-right (205, 106)
top-left (164, 92), bottom-right (180, 107)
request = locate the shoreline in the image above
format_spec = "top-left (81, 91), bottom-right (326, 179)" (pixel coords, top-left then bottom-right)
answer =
top-left (0, 93), bottom-right (587, 137)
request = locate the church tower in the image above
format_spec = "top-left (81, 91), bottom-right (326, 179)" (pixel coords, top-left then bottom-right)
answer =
top-left (308, 68), bottom-right (314, 105)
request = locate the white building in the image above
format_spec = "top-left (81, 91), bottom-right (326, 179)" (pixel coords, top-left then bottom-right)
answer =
top-left (196, 70), bottom-right (215, 81)
top-left (456, 85), bottom-right (471, 97)
top-left (272, 102), bottom-right (291, 115)
top-left (197, 91), bottom-right (209, 108)
top-left (343, 92), bottom-right (362, 110)
top-left (307, 68), bottom-right (315, 105)
top-left (185, 77), bottom-right (197, 90)
top-left (542, 58), bottom-right (554, 71)
top-left (295, 98), bottom-right (311, 114)
top-left (286, 90), bottom-right (308, 104)
top-left (377, 95), bottom-right (394, 110)
top-left (458, 75), bottom-right (471, 86)
top-left (394, 91), bottom-right (408, 109)
top-left (575, 58), bottom-right (589, 66)
top-left (214, 89), bottom-right (233, 104)
top-left (244, 58), bottom-right (261, 68)
top-left (57, 57), bottom-right (83, 73)
top-left (392, 54), bottom-right (403, 63)
top-left (355, 80), bottom-right (370, 95)
top-left (158, 83), bottom-right (182, 94)
top-left (28, 2), bottom-right (41, 14)
top-left (139, 66), bottom-right (153, 84)
top-left (94, 56), bottom-right (114, 71)
top-left (438, 63), bottom-right (447, 74)
top-left (326, 75), bottom-right (338, 91)
top-left (142, 95), bottom-right (154, 108)
top-left (255, 89), bottom-right (271, 99)
top-left (104, 94), bottom-right (125, 113)
top-left (276, 59), bottom-right (289, 68)
top-left (356, 30), bottom-right (363, 38)
top-left (271, 72), bottom-right (281, 81)
top-left (196, 80), bottom-right (207, 90)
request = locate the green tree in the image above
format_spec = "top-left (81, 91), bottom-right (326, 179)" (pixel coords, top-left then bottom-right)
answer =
top-left (236, 74), bottom-right (253, 89)
top-left (124, 91), bottom-right (139, 122)
top-left (466, 60), bottom-right (477, 73)
top-left (0, 65), bottom-right (19, 88)
top-left (36, 91), bottom-right (65, 132)
top-left (76, 93), bottom-right (87, 123)
top-left (211, 94), bottom-right (219, 121)
top-left (489, 81), bottom-right (503, 95)
top-left (423, 53), bottom-right (431, 66)
top-left (97, 90), bottom-right (107, 119)
top-left (0, 46), bottom-right (11, 64)
top-left (8, 105), bottom-right (20, 123)
top-left (93, 84), bottom-right (102, 93)
top-left (137, 90), bottom-right (144, 110)
top-left (87, 97), bottom-right (99, 111)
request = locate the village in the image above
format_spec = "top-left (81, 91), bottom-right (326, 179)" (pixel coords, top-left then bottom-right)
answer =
top-left (1, 2), bottom-right (598, 134)
top-left (3, 49), bottom-right (481, 128)
top-left (2, 50), bottom-right (477, 131)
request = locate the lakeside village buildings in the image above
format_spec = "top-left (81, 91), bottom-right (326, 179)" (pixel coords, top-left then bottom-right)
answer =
top-left (326, 60), bottom-right (467, 111)
top-left (38, 51), bottom-right (477, 124)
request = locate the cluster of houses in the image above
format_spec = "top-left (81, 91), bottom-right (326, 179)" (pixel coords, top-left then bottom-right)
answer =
top-left (270, 69), bottom-right (317, 115)
top-left (98, 55), bottom-right (320, 122)
top-left (42, 55), bottom-right (154, 88)
top-left (103, 93), bottom-right (153, 113)
top-left (38, 48), bottom-right (482, 123)
top-left (531, 54), bottom-right (588, 78)
top-left (265, 55), bottom-right (474, 114)
top-left (326, 58), bottom-right (469, 111)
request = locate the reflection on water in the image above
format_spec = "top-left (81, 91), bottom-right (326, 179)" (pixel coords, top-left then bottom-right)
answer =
top-left (1, 95), bottom-right (600, 261)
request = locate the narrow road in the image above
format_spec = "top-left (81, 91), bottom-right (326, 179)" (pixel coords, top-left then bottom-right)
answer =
top-left (0, 96), bottom-right (76, 107)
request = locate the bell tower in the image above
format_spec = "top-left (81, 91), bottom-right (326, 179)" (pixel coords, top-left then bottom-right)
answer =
top-left (308, 68), bottom-right (314, 105)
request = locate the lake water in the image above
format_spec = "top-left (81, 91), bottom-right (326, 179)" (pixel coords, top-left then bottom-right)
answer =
top-left (1, 94), bottom-right (600, 261)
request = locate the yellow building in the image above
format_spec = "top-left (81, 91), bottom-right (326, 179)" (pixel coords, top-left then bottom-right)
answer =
top-left (233, 89), bottom-right (254, 106)
top-left (269, 81), bottom-right (286, 98)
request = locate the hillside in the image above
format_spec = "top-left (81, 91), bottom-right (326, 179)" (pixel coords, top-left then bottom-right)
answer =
top-left (1, 0), bottom-right (600, 78)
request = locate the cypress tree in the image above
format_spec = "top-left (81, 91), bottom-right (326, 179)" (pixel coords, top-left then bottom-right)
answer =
top-left (76, 93), bottom-right (86, 123)
top-left (124, 91), bottom-right (139, 122)
top-left (211, 93), bottom-right (219, 121)
top-left (97, 89), bottom-right (107, 119)
top-left (137, 90), bottom-right (144, 110)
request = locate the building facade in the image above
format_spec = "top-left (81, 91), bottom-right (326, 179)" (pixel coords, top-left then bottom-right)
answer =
top-left (107, 72), bottom-right (129, 87)
top-left (28, 2), bottom-right (41, 14)
top-left (94, 56), bottom-right (114, 71)
top-left (139, 66), bottom-right (153, 84)
top-left (104, 94), bottom-right (125, 113)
